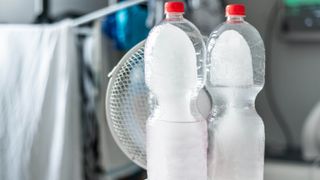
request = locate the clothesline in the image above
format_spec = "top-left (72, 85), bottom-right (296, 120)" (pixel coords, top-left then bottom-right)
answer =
top-left (72, 0), bottom-right (147, 27)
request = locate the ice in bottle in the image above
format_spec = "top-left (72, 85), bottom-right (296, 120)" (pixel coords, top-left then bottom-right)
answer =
top-left (144, 2), bottom-right (207, 180)
top-left (207, 4), bottom-right (265, 180)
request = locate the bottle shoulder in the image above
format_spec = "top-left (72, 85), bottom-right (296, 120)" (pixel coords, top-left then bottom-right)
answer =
top-left (150, 18), bottom-right (204, 42)
top-left (208, 21), bottom-right (264, 49)
top-left (206, 20), bottom-right (266, 87)
top-left (145, 17), bottom-right (207, 90)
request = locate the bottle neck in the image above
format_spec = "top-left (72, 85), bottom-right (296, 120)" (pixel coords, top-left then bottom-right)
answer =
top-left (165, 13), bottom-right (184, 21)
top-left (226, 15), bottom-right (245, 23)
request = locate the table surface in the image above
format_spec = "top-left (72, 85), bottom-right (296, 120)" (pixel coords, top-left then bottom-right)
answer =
top-left (265, 160), bottom-right (320, 180)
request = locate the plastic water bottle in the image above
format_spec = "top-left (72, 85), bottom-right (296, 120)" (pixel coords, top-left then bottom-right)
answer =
top-left (207, 4), bottom-right (265, 180)
top-left (144, 2), bottom-right (207, 180)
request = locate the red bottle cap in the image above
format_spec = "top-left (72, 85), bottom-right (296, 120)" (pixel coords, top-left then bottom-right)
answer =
top-left (165, 1), bottom-right (185, 13)
top-left (226, 4), bottom-right (246, 16)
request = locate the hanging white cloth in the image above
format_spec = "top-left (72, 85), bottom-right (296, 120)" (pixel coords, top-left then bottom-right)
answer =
top-left (0, 20), bottom-right (81, 180)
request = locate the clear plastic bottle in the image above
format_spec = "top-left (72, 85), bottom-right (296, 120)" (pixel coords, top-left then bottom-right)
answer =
top-left (207, 4), bottom-right (265, 180)
top-left (144, 2), bottom-right (207, 180)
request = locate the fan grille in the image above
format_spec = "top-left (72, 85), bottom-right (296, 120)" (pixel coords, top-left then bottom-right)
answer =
top-left (108, 46), bottom-right (149, 168)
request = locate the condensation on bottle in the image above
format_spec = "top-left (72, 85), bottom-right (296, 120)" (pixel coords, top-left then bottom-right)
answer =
top-left (207, 4), bottom-right (266, 180)
top-left (144, 2), bottom-right (207, 180)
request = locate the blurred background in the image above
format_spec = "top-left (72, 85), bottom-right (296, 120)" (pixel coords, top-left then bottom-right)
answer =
top-left (1, 0), bottom-right (320, 180)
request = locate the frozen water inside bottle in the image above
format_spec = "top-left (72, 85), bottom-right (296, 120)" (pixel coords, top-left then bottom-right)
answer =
top-left (207, 4), bottom-right (266, 180)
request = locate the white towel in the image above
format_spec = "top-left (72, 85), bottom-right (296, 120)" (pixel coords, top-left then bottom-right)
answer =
top-left (0, 20), bottom-right (81, 180)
